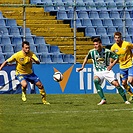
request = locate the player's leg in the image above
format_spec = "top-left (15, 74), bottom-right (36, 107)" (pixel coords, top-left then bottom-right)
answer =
top-left (94, 75), bottom-right (106, 105)
top-left (35, 81), bottom-right (50, 105)
top-left (16, 74), bottom-right (27, 102)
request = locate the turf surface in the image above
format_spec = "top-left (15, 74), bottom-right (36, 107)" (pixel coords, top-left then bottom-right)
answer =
top-left (0, 94), bottom-right (133, 133)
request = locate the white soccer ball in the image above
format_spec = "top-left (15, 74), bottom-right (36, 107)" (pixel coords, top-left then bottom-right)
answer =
top-left (53, 71), bottom-right (63, 82)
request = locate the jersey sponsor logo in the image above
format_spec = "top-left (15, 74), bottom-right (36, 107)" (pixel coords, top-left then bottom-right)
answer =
top-left (20, 58), bottom-right (24, 61)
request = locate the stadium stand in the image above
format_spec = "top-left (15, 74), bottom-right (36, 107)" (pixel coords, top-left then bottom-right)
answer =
top-left (0, 0), bottom-right (133, 63)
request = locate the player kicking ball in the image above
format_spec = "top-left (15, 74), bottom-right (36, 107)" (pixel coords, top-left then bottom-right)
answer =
top-left (78, 38), bottom-right (130, 105)
top-left (0, 41), bottom-right (50, 105)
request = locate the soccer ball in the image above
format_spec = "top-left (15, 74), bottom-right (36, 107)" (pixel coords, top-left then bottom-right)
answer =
top-left (53, 71), bottom-right (63, 82)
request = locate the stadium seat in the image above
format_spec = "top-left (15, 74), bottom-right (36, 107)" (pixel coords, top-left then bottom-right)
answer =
top-left (34, 36), bottom-right (46, 45)
top-left (85, 27), bottom-right (98, 37)
top-left (125, 19), bottom-right (133, 27)
top-left (11, 36), bottom-right (23, 46)
top-left (25, 36), bottom-right (35, 45)
top-left (76, 2), bottom-right (86, 11)
top-left (117, 27), bottom-right (128, 35)
top-left (98, 10), bottom-right (110, 19)
top-left (106, 27), bottom-right (117, 36)
top-left (85, 2), bottom-right (96, 11)
top-left (96, 27), bottom-right (107, 36)
top-left (6, 19), bottom-right (21, 28)
top-left (44, 2), bottom-right (55, 12)
top-left (54, 3), bottom-right (66, 11)
top-left (64, 1), bottom-right (74, 11)
top-left (63, 54), bottom-right (74, 63)
top-left (0, 46), bottom-right (2, 53)
top-left (40, 54), bottom-right (52, 63)
top-left (78, 11), bottom-right (89, 19)
top-left (0, 36), bottom-right (11, 46)
top-left (49, 45), bottom-right (61, 54)
top-left (126, 2), bottom-right (133, 10)
top-left (109, 11), bottom-right (120, 19)
top-left (0, 19), bottom-right (7, 27)
top-left (0, 27), bottom-right (9, 36)
top-left (0, 11), bottom-right (7, 19)
top-left (93, 0), bottom-right (104, 2)
top-left (89, 11), bottom-right (99, 19)
top-left (81, 19), bottom-right (92, 27)
top-left (70, 19), bottom-right (85, 28)
top-left (102, 19), bottom-right (114, 27)
top-left (112, 19), bottom-right (123, 27)
top-left (101, 36), bottom-right (111, 46)
top-left (51, 54), bottom-right (64, 63)
top-left (20, 27), bottom-right (36, 37)
top-left (4, 52), bottom-right (14, 60)
top-left (0, 53), bottom-right (5, 64)
top-left (3, 44), bottom-right (14, 53)
top-left (106, 2), bottom-right (117, 10)
top-left (57, 10), bottom-right (69, 20)
top-left (36, 43), bottom-right (50, 54)
top-left (91, 19), bottom-right (103, 27)
top-left (127, 27), bottom-right (133, 36)
top-left (30, 0), bottom-right (42, 4)
top-left (9, 27), bottom-right (22, 37)
top-left (95, 2), bottom-right (107, 10)
top-left (104, 0), bottom-right (114, 3)
top-left (67, 10), bottom-right (78, 19)
top-left (119, 11), bottom-right (131, 19)
top-left (124, 36), bottom-right (132, 43)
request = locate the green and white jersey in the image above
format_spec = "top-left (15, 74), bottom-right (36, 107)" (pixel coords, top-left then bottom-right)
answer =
top-left (87, 48), bottom-right (118, 72)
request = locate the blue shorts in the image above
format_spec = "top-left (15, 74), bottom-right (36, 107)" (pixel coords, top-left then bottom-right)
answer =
top-left (120, 66), bottom-right (133, 81)
top-left (16, 73), bottom-right (40, 84)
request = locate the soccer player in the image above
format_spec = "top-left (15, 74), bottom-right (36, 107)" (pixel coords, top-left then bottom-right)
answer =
top-left (77, 38), bottom-right (130, 105)
top-left (111, 32), bottom-right (133, 101)
top-left (0, 41), bottom-right (50, 104)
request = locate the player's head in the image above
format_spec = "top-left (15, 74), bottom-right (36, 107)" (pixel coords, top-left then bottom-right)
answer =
top-left (114, 32), bottom-right (122, 44)
top-left (92, 38), bottom-right (102, 51)
top-left (22, 41), bottom-right (30, 54)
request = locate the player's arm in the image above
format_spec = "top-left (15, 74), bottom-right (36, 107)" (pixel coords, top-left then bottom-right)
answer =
top-left (0, 60), bottom-right (8, 70)
top-left (30, 53), bottom-right (40, 64)
top-left (77, 53), bottom-right (91, 72)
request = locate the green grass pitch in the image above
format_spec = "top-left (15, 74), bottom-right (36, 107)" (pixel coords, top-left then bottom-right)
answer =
top-left (0, 94), bottom-right (133, 133)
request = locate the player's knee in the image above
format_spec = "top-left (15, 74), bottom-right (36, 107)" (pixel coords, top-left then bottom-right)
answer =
top-left (36, 81), bottom-right (43, 89)
top-left (21, 80), bottom-right (27, 88)
top-left (94, 78), bottom-right (100, 84)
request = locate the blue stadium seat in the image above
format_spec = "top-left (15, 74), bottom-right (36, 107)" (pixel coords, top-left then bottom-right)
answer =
top-left (124, 36), bottom-right (132, 43)
top-left (93, 0), bottom-right (104, 2)
top-left (78, 11), bottom-right (89, 19)
top-left (126, 2), bottom-right (133, 10)
top-left (49, 45), bottom-right (61, 54)
top-left (112, 19), bottom-right (123, 27)
top-left (98, 11), bottom-right (110, 19)
top-left (30, 0), bottom-right (42, 4)
top-left (0, 19), bottom-right (7, 27)
top-left (83, 0), bottom-right (93, 3)
top-left (116, 2), bottom-right (126, 10)
top-left (101, 36), bottom-right (111, 46)
top-left (0, 46), bottom-right (2, 53)
top-left (120, 11), bottom-right (131, 18)
top-left (104, 0), bottom-right (114, 3)
top-left (6, 19), bottom-right (21, 28)
top-left (109, 11), bottom-right (120, 19)
top-left (91, 19), bottom-right (103, 27)
top-left (51, 54), bottom-right (64, 63)
top-left (63, 54), bottom-right (74, 63)
top-left (40, 54), bottom-right (52, 63)
top-left (109, 35), bottom-right (115, 44)
top-left (81, 19), bottom-right (92, 27)
top-left (54, 3), bottom-right (66, 11)
top-left (117, 27), bottom-right (128, 35)
top-left (85, 2), bottom-right (96, 11)
top-left (3, 44), bottom-right (14, 53)
top-left (106, 27), bottom-right (117, 36)
top-left (64, 1), bottom-right (74, 11)
top-left (127, 27), bottom-right (133, 36)
top-left (89, 11), bottom-right (99, 19)
top-left (114, 0), bottom-right (124, 3)
top-left (14, 44), bottom-right (22, 52)
top-left (76, 2), bottom-right (86, 11)
top-left (67, 10), bottom-right (78, 19)
top-left (25, 36), bottom-right (35, 45)
top-left (30, 44), bottom-right (38, 53)
top-left (85, 27), bottom-right (98, 37)
top-left (52, 0), bottom-right (62, 3)
top-left (125, 19), bottom-right (133, 27)
top-left (0, 36), bottom-right (11, 46)
top-left (106, 2), bottom-right (117, 10)
top-left (11, 36), bottom-right (22, 45)
top-left (102, 19), bottom-right (114, 27)
top-left (0, 53), bottom-right (5, 64)
top-left (34, 36), bottom-right (46, 45)
top-left (0, 27), bottom-right (9, 36)
top-left (9, 27), bottom-right (21, 37)
top-left (95, 2), bottom-right (107, 10)
top-left (0, 11), bottom-right (7, 19)
top-left (71, 19), bottom-right (85, 28)
top-left (95, 27), bottom-right (107, 36)
top-left (36, 43), bottom-right (50, 54)
top-left (20, 27), bottom-right (35, 37)
top-left (44, 2), bottom-right (55, 12)
top-left (57, 10), bottom-right (69, 20)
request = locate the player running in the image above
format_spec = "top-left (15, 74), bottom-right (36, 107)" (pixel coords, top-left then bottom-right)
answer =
top-left (0, 41), bottom-right (50, 104)
top-left (78, 37), bottom-right (130, 105)
top-left (111, 32), bottom-right (133, 101)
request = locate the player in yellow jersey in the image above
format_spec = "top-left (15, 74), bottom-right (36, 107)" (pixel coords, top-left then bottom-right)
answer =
top-left (0, 41), bottom-right (50, 104)
top-left (111, 32), bottom-right (133, 101)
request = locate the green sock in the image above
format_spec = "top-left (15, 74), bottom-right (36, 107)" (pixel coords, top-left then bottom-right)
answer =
top-left (94, 79), bottom-right (106, 100)
top-left (116, 86), bottom-right (127, 102)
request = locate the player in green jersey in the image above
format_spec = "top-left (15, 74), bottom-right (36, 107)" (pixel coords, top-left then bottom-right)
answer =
top-left (78, 38), bottom-right (130, 105)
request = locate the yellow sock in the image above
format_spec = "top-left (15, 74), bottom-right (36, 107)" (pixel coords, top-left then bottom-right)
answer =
top-left (124, 84), bottom-right (133, 96)
top-left (22, 86), bottom-right (26, 93)
top-left (39, 89), bottom-right (46, 101)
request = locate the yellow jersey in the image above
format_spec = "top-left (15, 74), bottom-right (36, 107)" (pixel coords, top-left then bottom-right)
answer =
top-left (7, 50), bottom-right (39, 75)
top-left (111, 41), bottom-right (133, 69)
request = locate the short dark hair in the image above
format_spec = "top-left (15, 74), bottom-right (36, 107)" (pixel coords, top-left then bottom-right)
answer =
top-left (92, 37), bottom-right (102, 43)
top-left (114, 32), bottom-right (122, 37)
top-left (22, 41), bottom-right (30, 47)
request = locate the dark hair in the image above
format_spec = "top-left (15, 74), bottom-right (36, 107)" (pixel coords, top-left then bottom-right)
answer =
top-left (92, 37), bottom-right (102, 43)
top-left (22, 41), bottom-right (30, 47)
top-left (114, 32), bottom-right (122, 37)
